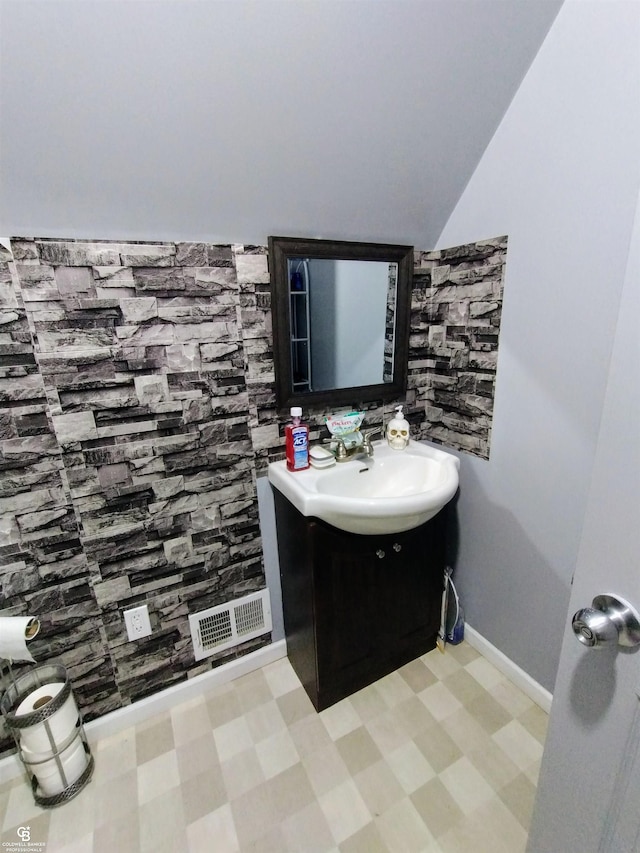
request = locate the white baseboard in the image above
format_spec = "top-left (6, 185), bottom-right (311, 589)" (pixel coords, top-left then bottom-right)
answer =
top-left (464, 624), bottom-right (552, 713)
top-left (0, 639), bottom-right (287, 785)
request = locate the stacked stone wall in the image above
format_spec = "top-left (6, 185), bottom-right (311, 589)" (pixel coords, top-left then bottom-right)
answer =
top-left (0, 234), bottom-right (506, 755)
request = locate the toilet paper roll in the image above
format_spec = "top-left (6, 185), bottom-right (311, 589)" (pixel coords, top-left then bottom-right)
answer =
top-left (22, 737), bottom-right (88, 796)
top-left (15, 683), bottom-right (80, 753)
top-left (0, 616), bottom-right (40, 662)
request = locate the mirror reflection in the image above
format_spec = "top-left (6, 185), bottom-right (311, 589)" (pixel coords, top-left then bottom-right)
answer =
top-left (288, 258), bottom-right (397, 393)
top-left (269, 237), bottom-right (413, 409)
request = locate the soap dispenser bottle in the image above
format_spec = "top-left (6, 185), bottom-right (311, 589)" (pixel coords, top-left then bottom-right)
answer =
top-left (285, 407), bottom-right (310, 471)
top-left (386, 405), bottom-right (410, 450)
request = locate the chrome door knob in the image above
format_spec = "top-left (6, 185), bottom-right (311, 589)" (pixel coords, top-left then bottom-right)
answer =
top-left (572, 594), bottom-right (640, 649)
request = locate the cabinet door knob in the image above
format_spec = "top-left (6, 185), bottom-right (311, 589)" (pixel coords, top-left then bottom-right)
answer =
top-left (393, 543), bottom-right (402, 552)
top-left (376, 549), bottom-right (385, 559)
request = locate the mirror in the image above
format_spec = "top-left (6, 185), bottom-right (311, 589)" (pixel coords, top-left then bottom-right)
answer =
top-left (269, 236), bottom-right (413, 409)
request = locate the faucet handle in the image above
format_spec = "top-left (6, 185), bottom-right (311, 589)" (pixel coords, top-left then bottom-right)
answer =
top-left (322, 437), bottom-right (348, 459)
top-left (362, 426), bottom-right (382, 443)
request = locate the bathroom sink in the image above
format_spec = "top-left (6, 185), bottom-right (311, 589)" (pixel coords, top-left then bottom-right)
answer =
top-left (268, 440), bottom-right (459, 535)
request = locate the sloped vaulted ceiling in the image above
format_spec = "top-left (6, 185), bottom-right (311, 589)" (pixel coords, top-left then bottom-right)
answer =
top-left (0, 0), bottom-right (563, 246)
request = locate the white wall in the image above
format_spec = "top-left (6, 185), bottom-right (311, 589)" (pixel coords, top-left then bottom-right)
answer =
top-left (334, 261), bottom-right (388, 388)
top-left (0, 0), bottom-right (561, 247)
top-left (308, 260), bottom-right (388, 389)
top-left (436, 0), bottom-right (640, 692)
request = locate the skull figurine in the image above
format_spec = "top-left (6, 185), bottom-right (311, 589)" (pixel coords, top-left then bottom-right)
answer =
top-left (386, 405), bottom-right (410, 450)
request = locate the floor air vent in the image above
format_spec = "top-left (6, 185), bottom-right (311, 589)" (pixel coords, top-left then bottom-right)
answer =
top-left (189, 589), bottom-right (272, 661)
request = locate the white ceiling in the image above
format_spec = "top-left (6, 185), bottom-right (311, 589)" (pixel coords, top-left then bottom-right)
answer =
top-left (0, 0), bottom-right (563, 247)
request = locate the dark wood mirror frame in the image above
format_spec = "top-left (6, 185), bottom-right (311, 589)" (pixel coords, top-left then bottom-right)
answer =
top-left (269, 236), bottom-right (414, 410)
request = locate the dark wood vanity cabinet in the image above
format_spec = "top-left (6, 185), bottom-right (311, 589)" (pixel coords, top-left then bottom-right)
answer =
top-left (273, 490), bottom-right (447, 711)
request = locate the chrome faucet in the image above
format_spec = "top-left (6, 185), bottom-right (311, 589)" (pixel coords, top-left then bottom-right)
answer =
top-left (323, 427), bottom-right (382, 462)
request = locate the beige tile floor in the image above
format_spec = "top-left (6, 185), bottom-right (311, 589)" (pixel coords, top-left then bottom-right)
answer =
top-left (0, 642), bottom-right (547, 852)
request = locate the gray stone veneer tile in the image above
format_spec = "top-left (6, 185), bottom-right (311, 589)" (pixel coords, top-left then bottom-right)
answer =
top-left (0, 235), bottom-right (506, 757)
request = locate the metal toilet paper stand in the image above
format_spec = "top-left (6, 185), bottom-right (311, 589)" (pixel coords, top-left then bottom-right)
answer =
top-left (0, 661), bottom-right (94, 807)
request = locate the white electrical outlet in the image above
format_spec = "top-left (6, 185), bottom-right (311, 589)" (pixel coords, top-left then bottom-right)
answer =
top-left (124, 604), bottom-right (152, 641)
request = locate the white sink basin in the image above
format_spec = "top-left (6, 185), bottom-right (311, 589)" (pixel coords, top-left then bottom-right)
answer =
top-left (268, 439), bottom-right (459, 535)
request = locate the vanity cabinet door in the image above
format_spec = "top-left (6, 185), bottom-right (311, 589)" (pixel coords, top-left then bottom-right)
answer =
top-left (311, 512), bottom-right (446, 708)
top-left (375, 514), bottom-right (446, 664)
top-left (273, 488), bottom-right (448, 711)
top-left (311, 522), bottom-right (383, 704)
